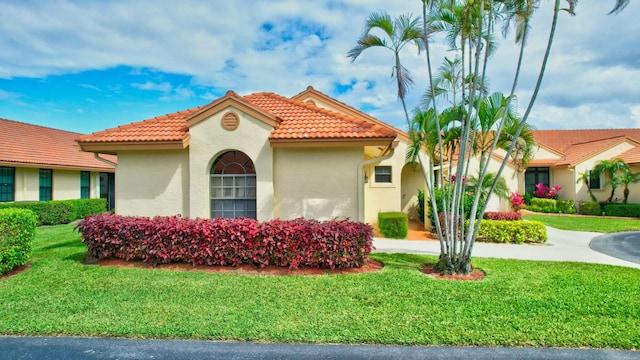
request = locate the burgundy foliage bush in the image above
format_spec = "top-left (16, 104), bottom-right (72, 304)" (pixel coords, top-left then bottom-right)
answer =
top-left (483, 212), bottom-right (522, 221)
top-left (75, 214), bottom-right (374, 269)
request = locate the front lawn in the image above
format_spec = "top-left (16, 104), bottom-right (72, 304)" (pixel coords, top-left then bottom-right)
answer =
top-left (1, 224), bottom-right (639, 349)
top-left (523, 214), bottom-right (640, 233)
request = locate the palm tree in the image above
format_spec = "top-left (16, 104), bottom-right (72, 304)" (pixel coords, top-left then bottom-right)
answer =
top-left (466, 172), bottom-right (509, 203)
top-left (576, 172), bottom-right (598, 202)
top-left (619, 167), bottom-right (640, 203)
top-left (348, 12), bottom-right (423, 128)
top-left (592, 159), bottom-right (629, 203)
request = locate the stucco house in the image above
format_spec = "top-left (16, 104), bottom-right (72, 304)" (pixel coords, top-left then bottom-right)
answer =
top-left (0, 118), bottom-right (116, 209)
top-left (522, 129), bottom-right (640, 205)
top-left (76, 87), bottom-right (427, 224)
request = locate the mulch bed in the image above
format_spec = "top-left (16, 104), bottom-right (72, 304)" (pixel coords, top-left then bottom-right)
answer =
top-left (87, 255), bottom-right (485, 281)
top-left (87, 256), bottom-right (384, 276)
top-left (0, 265), bottom-right (30, 281)
top-left (420, 265), bottom-right (486, 281)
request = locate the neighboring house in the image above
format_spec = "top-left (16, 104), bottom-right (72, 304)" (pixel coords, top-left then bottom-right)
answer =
top-left (0, 118), bottom-right (116, 209)
top-left (521, 129), bottom-right (640, 205)
top-left (76, 87), bottom-right (427, 225)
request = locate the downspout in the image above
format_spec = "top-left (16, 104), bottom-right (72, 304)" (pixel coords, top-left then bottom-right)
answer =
top-left (93, 153), bottom-right (117, 168)
top-left (357, 140), bottom-right (398, 223)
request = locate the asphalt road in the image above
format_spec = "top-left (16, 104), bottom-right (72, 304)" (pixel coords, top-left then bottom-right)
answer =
top-left (590, 231), bottom-right (640, 264)
top-left (1, 336), bottom-right (639, 360)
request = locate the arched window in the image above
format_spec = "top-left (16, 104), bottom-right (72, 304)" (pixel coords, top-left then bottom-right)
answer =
top-left (210, 151), bottom-right (257, 219)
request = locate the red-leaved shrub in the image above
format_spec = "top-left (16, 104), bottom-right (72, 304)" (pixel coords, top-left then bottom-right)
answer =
top-left (483, 212), bottom-right (522, 221)
top-left (75, 214), bottom-right (373, 269)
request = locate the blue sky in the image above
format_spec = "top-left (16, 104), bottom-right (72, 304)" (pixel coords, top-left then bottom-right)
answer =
top-left (1, 0), bottom-right (640, 134)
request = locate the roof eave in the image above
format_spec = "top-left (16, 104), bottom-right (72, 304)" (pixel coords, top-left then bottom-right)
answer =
top-left (76, 137), bottom-right (190, 154)
top-left (0, 160), bottom-right (115, 172)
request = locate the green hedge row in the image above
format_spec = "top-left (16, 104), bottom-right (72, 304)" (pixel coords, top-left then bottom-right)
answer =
top-left (528, 198), bottom-right (576, 214)
top-left (0, 209), bottom-right (38, 275)
top-left (603, 204), bottom-right (640, 218)
top-left (0, 199), bottom-right (106, 225)
top-left (378, 212), bottom-right (408, 239)
top-left (579, 201), bottom-right (601, 216)
top-left (476, 219), bottom-right (547, 244)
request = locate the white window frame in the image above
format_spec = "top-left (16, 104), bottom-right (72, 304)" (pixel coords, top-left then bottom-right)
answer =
top-left (371, 165), bottom-right (395, 188)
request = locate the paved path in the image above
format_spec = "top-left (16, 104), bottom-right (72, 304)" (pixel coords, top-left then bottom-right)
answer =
top-left (373, 226), bottom-right (640, 269)
top-left (591, 231), bottom-right (640, 265)
top-left (1, 336), bottom-right (639, 360)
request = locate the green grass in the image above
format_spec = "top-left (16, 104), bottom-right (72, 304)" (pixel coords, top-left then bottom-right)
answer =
top-left (523, 214), bottom-right (640, 233)
top-left (1, 224), bottom-right (639, 349)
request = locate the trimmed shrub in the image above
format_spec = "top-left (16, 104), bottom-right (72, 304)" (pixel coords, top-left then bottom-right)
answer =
top-left (523, 193), bottom-right (533, 206)
top-left (378, 212), bottom-right (409, 239)
top-left (427, 188), bottom-right (485, 230)
top-left (0, 199), bottom-right (106, 225)
top-left (603, 204), bottom-right (640, 218)
top-left (556, 200), bottom-right (577, 214)
top-left (530, 198), bottom-right (556, 210)
top-left (475, 219), bottom-right (547, 244)
top-left (525, 205), bottom-right (542, 213)
top-left (579, 201), bottom-right (601, 216)
top-left (76, 214), bottom-right (374, 269)
top-left (483, 212), bottom-right (522, 221)
top-left (0, 209), bottom-right (38, 275)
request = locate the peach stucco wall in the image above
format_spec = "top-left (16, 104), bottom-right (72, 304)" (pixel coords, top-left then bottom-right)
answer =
top-left (273, 147), bottom-right (361, 221)
top-left (115, 150), bottom-right (189, 217)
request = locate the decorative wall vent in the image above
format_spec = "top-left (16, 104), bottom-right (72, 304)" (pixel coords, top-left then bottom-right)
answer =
top-left (221, 112), bottom-right (240, 131)
top-left (305, 99), bottom-right (316, 106)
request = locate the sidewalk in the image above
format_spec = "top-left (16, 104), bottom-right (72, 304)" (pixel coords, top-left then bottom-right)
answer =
top-left (373, 226), bottom-right (640, 269)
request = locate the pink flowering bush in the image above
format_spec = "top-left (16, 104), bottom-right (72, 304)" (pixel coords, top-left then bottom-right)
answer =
top-left (533, 184), bottom-right (561, 199)
top-left (510, 192), bottom-right (525, 211)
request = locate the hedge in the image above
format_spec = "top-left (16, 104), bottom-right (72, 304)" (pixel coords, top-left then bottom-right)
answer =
top-left (483, 212), bottom-right (522, 221)
top-left (378, 212), bottom-right (408, 239)
top-left (0, 209), bottom-right (38, 275)
top-left (530, 198), bottom-right (556, 210)
top-left (556, 200), bottom-right (577, 214)
top-left (0, 199), bottom-right (106, 225)
top-left (579, 201), bottom-right (602, 216)
top-left (476, 219), bottom-right (547, 244)
top-left (603, 203), bottom-right (640, 218)
top-left (76, 214), bottom-right (374, 269)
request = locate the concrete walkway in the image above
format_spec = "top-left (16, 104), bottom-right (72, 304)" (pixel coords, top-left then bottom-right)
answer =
top-left (373, 227), bottom-right (640, 269)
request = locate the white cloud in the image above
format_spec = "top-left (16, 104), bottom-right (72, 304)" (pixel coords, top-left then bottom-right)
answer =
top-left (132, 81), bottom-right (173, 93)
top-left (0, 0), bottom-right (639, 130)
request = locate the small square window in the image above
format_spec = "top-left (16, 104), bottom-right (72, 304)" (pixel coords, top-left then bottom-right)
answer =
top-left (374, 166), bottom-right (392, 183)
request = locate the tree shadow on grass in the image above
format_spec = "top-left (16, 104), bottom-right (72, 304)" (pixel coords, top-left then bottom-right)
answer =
top-left (370, 253), bottom-right (434, 270)
top-left (39, 239), bottom-right (83, 251)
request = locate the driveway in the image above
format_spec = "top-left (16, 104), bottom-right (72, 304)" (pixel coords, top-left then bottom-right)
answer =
top-left (373, 227), bottom-right (640, 269)
top-left (590, 232), bottom-right (640, 265)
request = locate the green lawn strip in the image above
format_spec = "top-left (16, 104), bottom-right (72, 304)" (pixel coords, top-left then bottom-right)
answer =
top-left (0, 225), bottom-right (638, 348)
top-left (522, 214), bottom-right (640, 233)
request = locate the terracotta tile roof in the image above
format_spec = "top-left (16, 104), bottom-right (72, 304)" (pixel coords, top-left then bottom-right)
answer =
top-left (292, 86), bottom-right (407, 140)
top-left (77, 107), bottom-right (203, 143)
top-left (617, 147), bottom-right (640, 165)
top-left (0, 118), bottom-right (115, 171)
top-left (534, 129), bottom-right (640, 166)
top-left (243, 92), bottom-right (396, 140)
top-left (77, 88), bottom-right (396, 150)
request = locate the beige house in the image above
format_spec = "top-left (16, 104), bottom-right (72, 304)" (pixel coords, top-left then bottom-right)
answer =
top-left (76, 87), bottom-right (427, 224)
top-left (0, 118), bottom-right (116, 208)
top-left (521, 129), bottom-right (640, 205)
